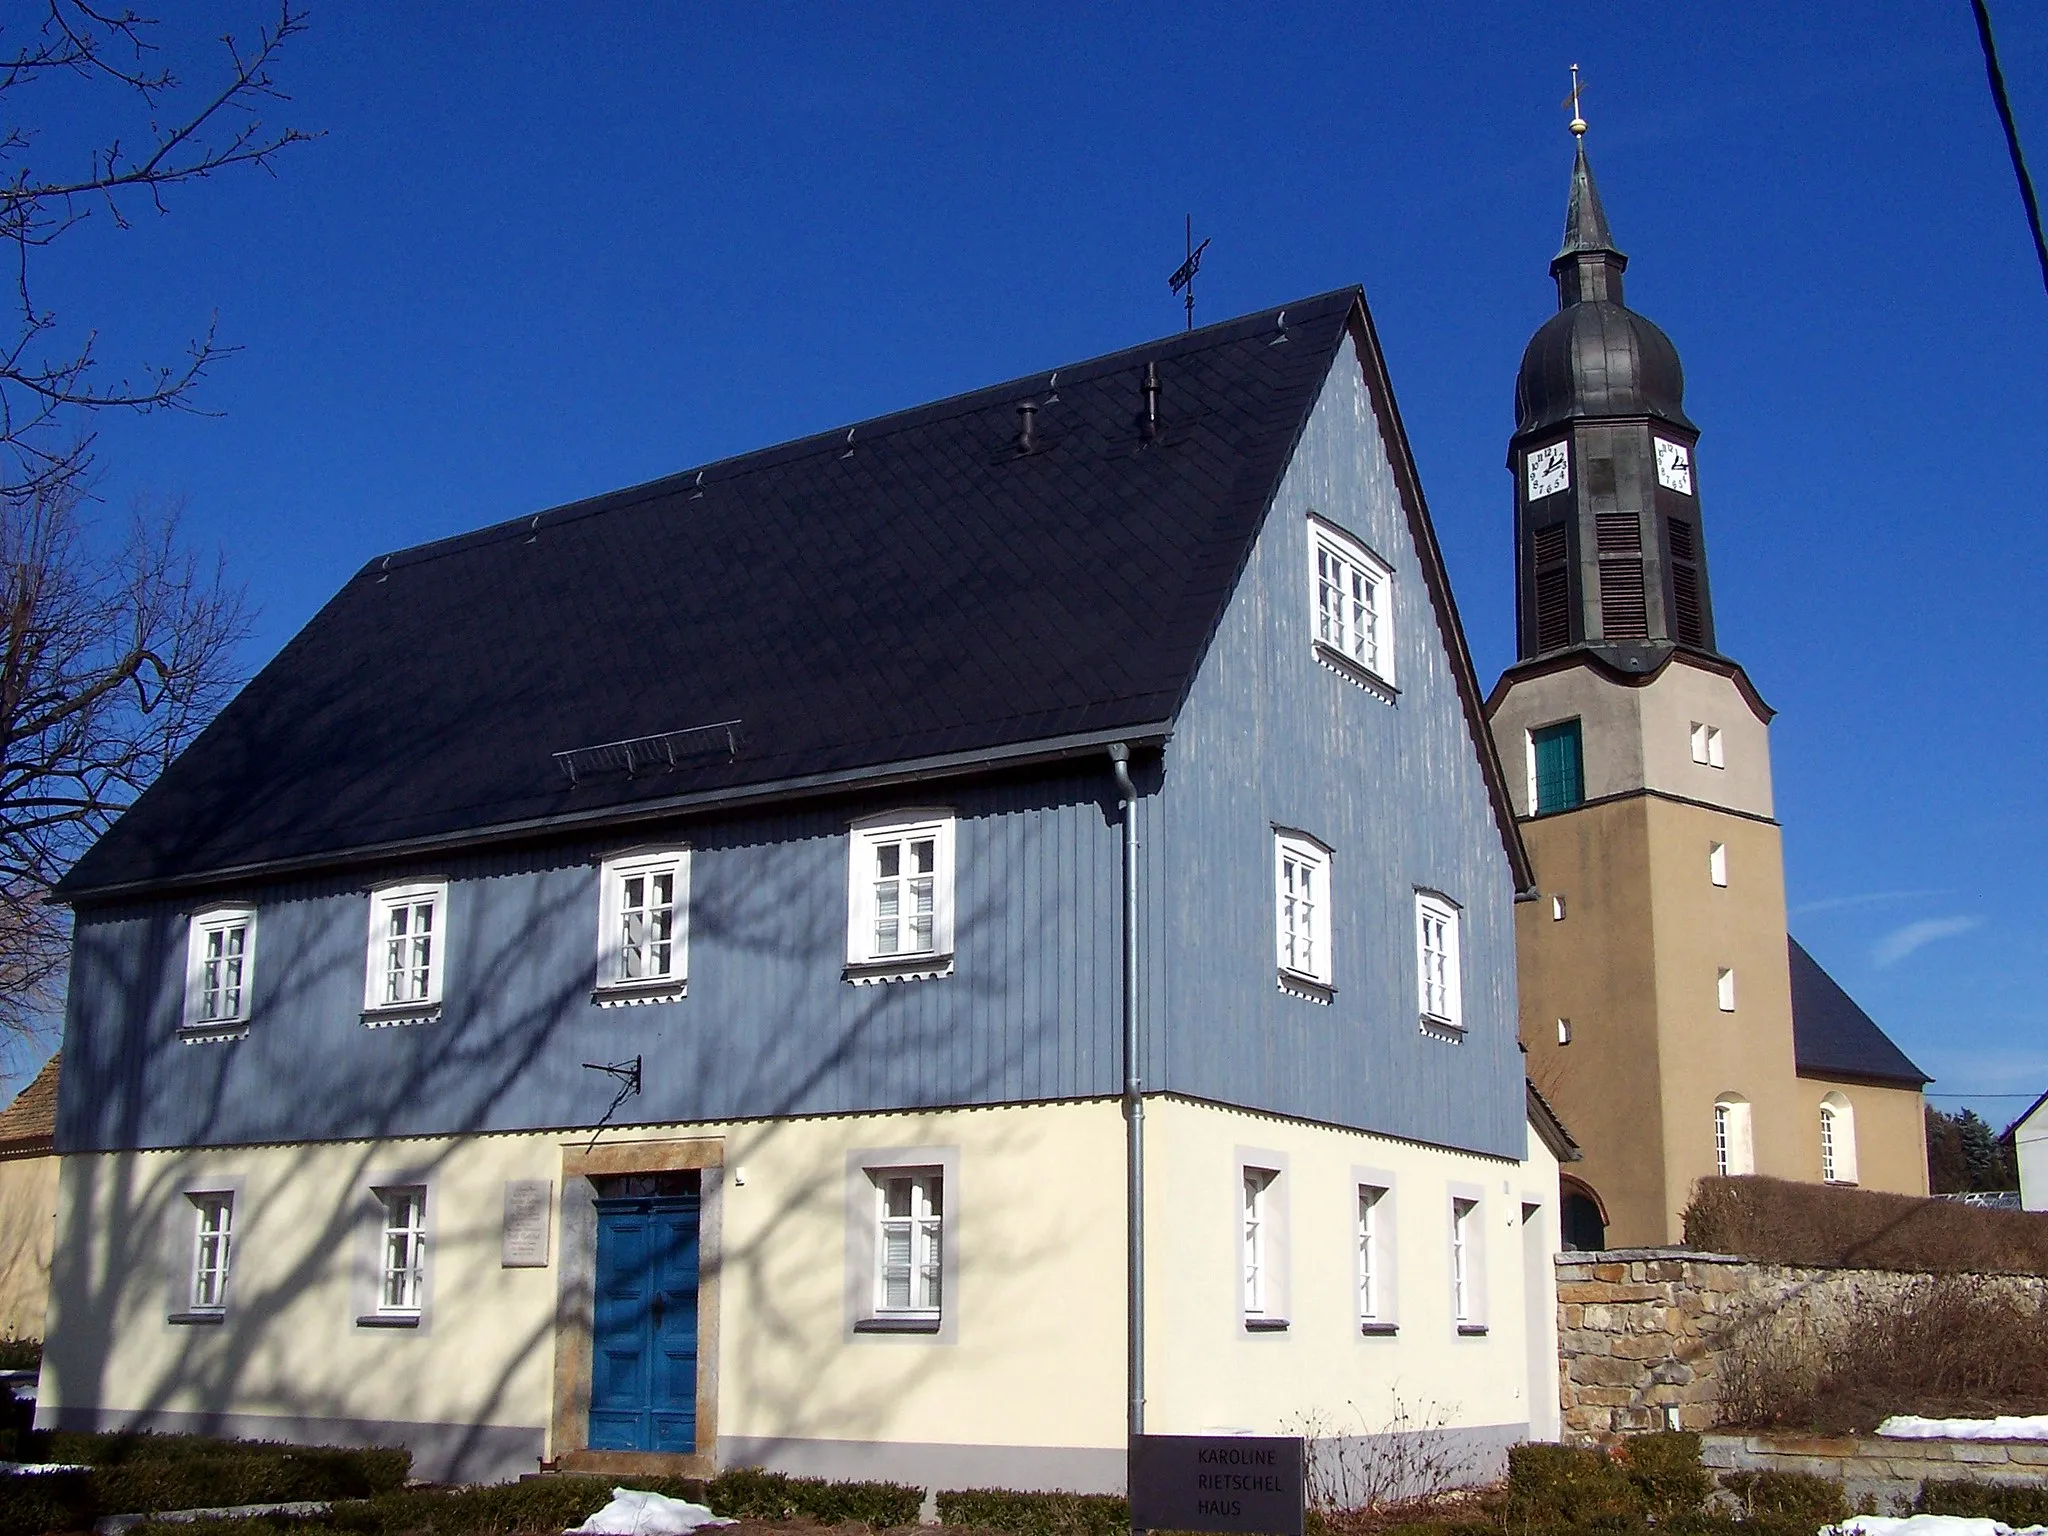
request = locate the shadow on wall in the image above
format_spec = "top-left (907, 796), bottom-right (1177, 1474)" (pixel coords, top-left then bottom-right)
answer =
top-left (43, 783), bottom-right (1110, 1480)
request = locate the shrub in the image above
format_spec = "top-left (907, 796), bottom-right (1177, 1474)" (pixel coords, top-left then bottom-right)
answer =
top-left (0, 1468), bottom-right (95, 1536)
top-left (1917, 1479), bottom-right (2048, 1526)
top-left (1612, 1432), bottom-right (1708, 1519)
top-left (0, 1338), bottom-right (39, 1371)
top-left (707, 1468), bottom-right (922, 1527)
top-left (1682, 1176), bottom-right (2048, 1274)
top-left (1504, 1444), bottom-right (1642, 1527)
top-left (1717, 1271), bottom-right (2048, 1431)
top-left (1717, 1471), bottom-right (1848, 1528)
top-left (935, 1487), bottom-right (1130, 1536)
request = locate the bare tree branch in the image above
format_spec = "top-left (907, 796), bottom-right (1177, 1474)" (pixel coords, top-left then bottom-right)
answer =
top-left (0, 3), bottom-right (316, 510)
top-left (0, 482), bottom-right (248, 1036)
top-left (0, 4), bottom-right (308, 1037)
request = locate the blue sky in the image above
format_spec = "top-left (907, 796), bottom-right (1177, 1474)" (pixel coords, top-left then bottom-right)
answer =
top-left (12, 4), bottom-right (2046, 1122)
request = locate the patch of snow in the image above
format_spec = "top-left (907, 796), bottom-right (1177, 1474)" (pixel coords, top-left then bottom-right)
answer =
top-left (1878, 1415), bottom-right (2048, 1441)
top-left (1828, 1519), bottom-right (2048, 1536)
top-left (566, 1488), bottom-right (736, 1536)
top-left (0, 1462), bottom-right (90, 1474)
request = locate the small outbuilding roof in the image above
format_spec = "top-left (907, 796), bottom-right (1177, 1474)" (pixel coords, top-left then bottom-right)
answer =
top-left (0, 1054), bottom-right (58, 1156)
top-left (1789, 937), bottom-right (1931, 1088)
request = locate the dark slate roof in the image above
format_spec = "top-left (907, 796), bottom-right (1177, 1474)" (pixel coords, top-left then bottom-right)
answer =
top-left (66, 288), bottom-right (1528, 898)
top-left (1789, 937), bottom-right (1931, 1087)
top-left (0, 1053), bottom-right (58, 1155)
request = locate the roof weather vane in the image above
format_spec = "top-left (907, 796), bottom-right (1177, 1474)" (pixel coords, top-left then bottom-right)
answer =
top-left (1168, 214), bottom-right (1211, 331)
top-left (1564, 63), bottom-right (1588, 137)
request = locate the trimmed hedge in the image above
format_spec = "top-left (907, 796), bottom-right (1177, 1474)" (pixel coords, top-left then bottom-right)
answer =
top-left (0, 1435), bottom-right (411, 1536)
top-left (1716, 1471), bottom-right (1849, 1528)
top-left (934, 1488), bottom-right (1129, 1536)
top-left (108, 1468), bottom-right (924, 1536)
top-left (1683, 1175), bottom-right (2048, 1274)
top-left (1918, 1479), bottom-right (2048, 1526)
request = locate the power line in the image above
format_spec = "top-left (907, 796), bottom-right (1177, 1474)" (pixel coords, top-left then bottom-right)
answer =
top-left (1971, 0), bottom-right (2048, 299)
top-left (1926, 1091), bottom-right (2038, 1099)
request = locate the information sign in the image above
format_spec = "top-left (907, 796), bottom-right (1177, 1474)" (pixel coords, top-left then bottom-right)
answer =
top-left (502, 1179), bottom-right (553, 1267)
top-left (1130, 1434), bottom-right (1305, 1536)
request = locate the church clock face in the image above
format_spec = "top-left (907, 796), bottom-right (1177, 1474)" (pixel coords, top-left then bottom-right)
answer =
top-left (1526, 441), bottom-right (1570, 500)
top-left (1654, 437), bottom-right (1694, 495)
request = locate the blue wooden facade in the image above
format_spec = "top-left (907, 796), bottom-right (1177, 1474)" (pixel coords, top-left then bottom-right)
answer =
top-left (55, 313), bottom-right (1525, 1164)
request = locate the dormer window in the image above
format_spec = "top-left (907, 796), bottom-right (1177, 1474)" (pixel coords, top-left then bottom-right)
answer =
top-left (1309, 516), bottom-right (1394, 695)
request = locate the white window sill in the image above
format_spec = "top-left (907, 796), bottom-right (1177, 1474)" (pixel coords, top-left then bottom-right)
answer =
top-left (1243, 1316), bottom-right (1291, 1333)
top-left (592, 980), bottom-right (687, 1008)
top-left (356, 1313), bottom-right (421, 1329)
top-left (177, 1022), bottom-right (250, 1045)
top-left (1277, 971), bottom-right (1334, 1005)
top-left (854, 1315), bottom-right (941, 1334)
top-left (361, 1004), bottom-right (442, 1028)
top-left (1359, 1320), bottom-right (1398, 1337)
top-left (1313, 641), bottom-right (1398, 703)
top-left (166, 1310), bottom-right (225, 1326)
top-left (844, 956), bottom-right (955, 986)
top-left (1420, 1015), bottom-right (1465, 1044)
top-left (1456, 1323), bottom-right (1489, 1337)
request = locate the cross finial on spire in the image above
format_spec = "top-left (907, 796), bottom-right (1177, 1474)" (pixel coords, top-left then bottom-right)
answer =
top-left (1565, 63), bottom-right (1588, 137)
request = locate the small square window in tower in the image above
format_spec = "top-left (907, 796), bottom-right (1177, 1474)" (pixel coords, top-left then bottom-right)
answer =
top-left (1529, 720), bottom-right (1584, 815)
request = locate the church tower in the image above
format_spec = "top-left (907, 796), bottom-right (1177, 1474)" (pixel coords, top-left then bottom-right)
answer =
top-left (1487, 120), bottom-right (1929, 1251)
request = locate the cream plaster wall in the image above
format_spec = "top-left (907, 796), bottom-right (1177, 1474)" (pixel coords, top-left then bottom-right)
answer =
top-left (1489, 660), bottom-right (1772, 820)
top-left (0, 1153), bottom-right (57, 1341)
top-left (1142, 1097), bottom-right (1556, 1442)
top-left (44, 1095), bottom-right (1560, 1476)
top-left (1792, 1078), bottom-right (1929, 1198)
top-left (1644, 797), bottom-right (1804, 1238)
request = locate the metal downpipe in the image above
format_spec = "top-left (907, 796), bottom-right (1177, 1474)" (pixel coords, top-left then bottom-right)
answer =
top-left (1109, 743), bottom-right (1144, 1497)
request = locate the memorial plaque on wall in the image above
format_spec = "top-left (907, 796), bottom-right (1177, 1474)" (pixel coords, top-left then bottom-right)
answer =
top-left (1130, 1434), bottom-right (1305, 1536)
top-left (502, 1179), bottom-right (553, 1267)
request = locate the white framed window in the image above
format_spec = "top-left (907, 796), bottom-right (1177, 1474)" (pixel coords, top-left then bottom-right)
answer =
top-left (846, 811), bottom-right (955, 975)
top-left (1415, 892), bottom-right (1462, 1029)
top-left (188, 1193), bottom-right (234, 1312)
top-left (183, 906), bottom-right (256, 1030)
top-left (1820, 1093), bottom-right (1858, 1185)
top-left (364, 882), bottom-right (448, 1014)
top-left (1243, 1168), bottom-right (1274, 1317)
top-left (596, 847), bottom-right (689, 998)
top-left (1713, 1095), bottom-right (1754, 1176)
top-left (1356, 1185), bottom-right (1386, 1324)
top-left (1709, 842), bottom-right (1729, 887)
top-left (1274, 830), bottom-right (1333, 993)
top-left (874, 1170), bottom-right (943, 1319)
top-left (1716, 967), bottom-right (1736, 1012)
top-left (1451, 1197), bottom-right (1477, 1323)
top-left (1690, 721), bottom-right (1725, 768)
top-left (1558, 1017), bottom-right (1573, 1045)
top-left (376, 1186), bottom-right (427, 1315)
top-left (1309, 516), bottom-right (1395, 690)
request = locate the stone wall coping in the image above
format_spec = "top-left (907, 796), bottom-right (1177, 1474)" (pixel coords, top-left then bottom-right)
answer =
top-left (1558, 1248), bottom-right (1748, 1264)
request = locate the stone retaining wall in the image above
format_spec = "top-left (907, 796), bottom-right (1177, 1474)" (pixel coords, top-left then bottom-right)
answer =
top-left (1701, 1431), bottom-right (2048, 1513)
top-left (1556, 1248), bottom-right (2048, 1442)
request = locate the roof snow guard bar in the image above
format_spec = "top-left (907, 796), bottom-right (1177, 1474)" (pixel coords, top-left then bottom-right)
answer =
top-left (553, 719), bottom-right (742, 786)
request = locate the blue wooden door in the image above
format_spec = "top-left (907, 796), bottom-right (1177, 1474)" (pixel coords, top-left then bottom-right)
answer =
top-left (589, 1195), bottom-right (699, 1453)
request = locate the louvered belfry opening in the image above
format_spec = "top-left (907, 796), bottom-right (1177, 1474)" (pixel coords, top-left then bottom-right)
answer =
top-left (1668, 516), bottom-right (1705, 648)
top-left (1531, 523), bottom-right (1572, 653)
top-left (1595, 513), bottom-right (1648, 640)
